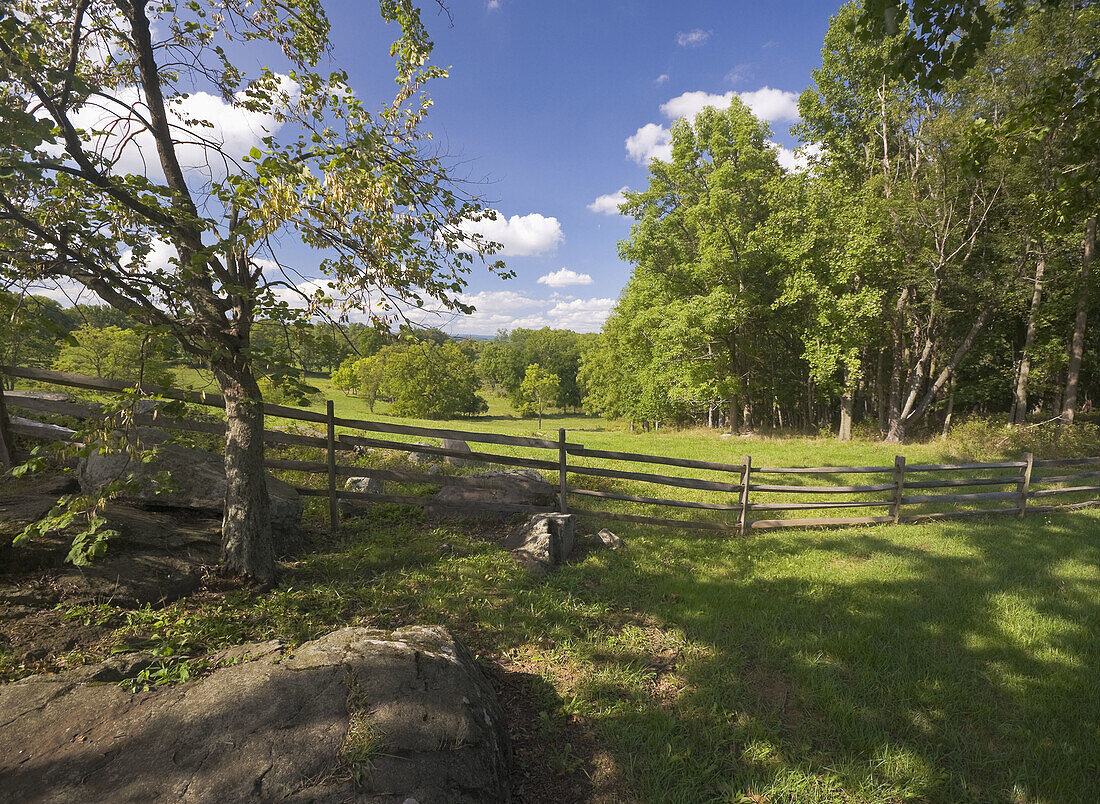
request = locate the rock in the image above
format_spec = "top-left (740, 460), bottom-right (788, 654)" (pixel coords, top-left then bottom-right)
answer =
top-left (340, 476), bottom-right (385, 516)
top-left (406, 441), bottom-right (438, 465)
top-left (77, 427), bottom-right (302, 553)
top-left (430, 469), bottom-right (555, 518)
top-left (0, 626), bottom-right (510, 804)
top-left (596, 528), bottom-right (624, 549)
top-left (1, 503), bottom-right (220, 610)
top-left (8, 416), bottom-right (77, 443)
top-left (504, 513), bottom-right (575, 575)
top-left (441, 438), bottom-right (472, 467)
top-left (344, 476), bottom-right (385, 495)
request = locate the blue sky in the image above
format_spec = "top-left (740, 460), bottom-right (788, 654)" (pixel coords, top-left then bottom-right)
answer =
top-left (322, 0), bottom-right (842, 336)
top-left (33, 1), bottom-right (843, 335)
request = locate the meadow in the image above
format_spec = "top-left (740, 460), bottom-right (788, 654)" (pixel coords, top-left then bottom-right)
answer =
top-left (7, 369), bottom-right (1100, 801)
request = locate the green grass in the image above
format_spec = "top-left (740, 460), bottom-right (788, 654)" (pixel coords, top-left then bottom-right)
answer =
top-left (28, 505), bottom-right (1100, 803)
top-left (10, 368), bottom-right (1100, 800)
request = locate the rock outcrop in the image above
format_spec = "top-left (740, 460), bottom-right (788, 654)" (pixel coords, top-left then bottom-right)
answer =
top-left (77, 427), bottom-right (302, 552)
top-left (430, 469), bottom-right (555, 517)
top-left (441, 438), bottom-right (473, 467)
top-left (0, 626), bottom-right (510, 803)
top-left (340, 476), bottom-right (385, 516)
top-left (504, 513), bottom-right (575, 575)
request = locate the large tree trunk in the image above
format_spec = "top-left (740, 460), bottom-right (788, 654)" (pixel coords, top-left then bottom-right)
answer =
top-left (212, 354), bottom-right (274, 584)
top-left (884, 290), bottom-right (909, 443)
top-left (1063, 216), bottom-right (1096, 424)
top-left (1012, 245), bottom-right (1046, 425)
top-left (0, 381), bottom-right (14, 468)
top-left (838, 380), bottom-right (854, 442)
top-left (885, 340), bottom-right (906, 442)
top-left (941, 373), bottom-right (955, 440)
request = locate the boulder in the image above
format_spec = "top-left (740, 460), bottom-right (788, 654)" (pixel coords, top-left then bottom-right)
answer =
top-left (0, 626), bottom-right (510, 803)
top-left (430, 469), bottom-right (555, 517)
top-left (77, 427), bottom-right (302, 553)
top-left (340, 476), bottom-right (385, 516)
top-left (504, 513), bottom-right (575, 575)
top-left (441, 438), bottom-right (472, 467)
top-left (596, 528), bottom-right (624, 549)
top-left (406, 441), bottom-right (438, 465)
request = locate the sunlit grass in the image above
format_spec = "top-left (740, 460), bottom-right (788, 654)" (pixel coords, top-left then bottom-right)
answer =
top-left (9, 369), bottom-right (1100, 800)
top-left (23, 505), bottom-right (1099, 803)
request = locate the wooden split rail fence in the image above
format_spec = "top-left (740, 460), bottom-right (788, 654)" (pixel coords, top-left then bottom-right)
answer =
top-left (3, 365), bottom-right (1100, 536)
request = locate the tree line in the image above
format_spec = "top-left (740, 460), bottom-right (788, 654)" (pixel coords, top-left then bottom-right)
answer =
top-left (1, 290), bottom-right (591, 424)
top-left (580, 0), bottom-right (1098, 442)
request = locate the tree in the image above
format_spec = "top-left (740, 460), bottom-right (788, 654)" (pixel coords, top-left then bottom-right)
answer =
top-left (0, 289), bottom-right (71, 381)
top-left (0, 1), bottom-right (503, 581)
top-left (331, 355), bottom-right (363, 396)
top-left (614, 101), bottom-right (783, 433)
top-left (356, 352), bottom-right (389, 413)
top-left (55, 324), bottom-right (174, 386)
top-left (799, 2), bottom-right (1013, 443)
top-left (381, 340), bottom-right (486, 419)
top-left (517, 364), bottom-right (559, 429)
top-left (767, 171), bottom-right (889, 440)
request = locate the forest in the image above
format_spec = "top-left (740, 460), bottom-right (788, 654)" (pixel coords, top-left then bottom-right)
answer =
top-left (2, 1), bottom-right (1097, 450)
top-left (582, 0), bottom-right (1099, 442)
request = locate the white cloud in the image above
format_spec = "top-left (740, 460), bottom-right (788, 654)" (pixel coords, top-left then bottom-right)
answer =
top-left (627, 85), bottom-right (804, 165)
top-left (655, 74), bottom-right (670, 85)
top-left (771, 141), bottom-right (822, 172)
top-left (460, 211), bottom-right (564, 256)
top-left (121, 237), bottom-right (178, 275)
top-left (625, 123), bottom-right (672, 164)
top-left (738, 87), bottom-right (801, 123)
top-left (59, 77), bottom-right (299, 185)
top-left (487, 0), bottom-right (501, 8)
top-left (660, 86), bottom-right (800, 124)
top-left (20, 278), bottom-right (103, 306)
top-left (587, 186), bottom-right (629, 215)
top-left (537, 269), bottom-right (594, 287)
top-left (724, 63), bottom-right (754, 85)
top-left (676, 29), bottom-right (711, 47)
top-left (441, 290), bottom-right (614, 335)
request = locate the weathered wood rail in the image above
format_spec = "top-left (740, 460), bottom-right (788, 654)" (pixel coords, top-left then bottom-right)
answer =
top-left (3, 364), bottom-right (1100, 536)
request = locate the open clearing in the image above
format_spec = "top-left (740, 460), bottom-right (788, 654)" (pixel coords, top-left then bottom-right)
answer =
top-left (4, 382), bottom-right (1100, 801)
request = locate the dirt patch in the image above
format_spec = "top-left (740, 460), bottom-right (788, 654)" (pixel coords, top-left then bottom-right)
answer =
top-left (741, 664), bottom-right (808, 731)
top-left (489, 660), bottom-right (636, 803)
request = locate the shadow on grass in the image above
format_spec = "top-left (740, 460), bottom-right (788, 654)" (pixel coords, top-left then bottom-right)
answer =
top-left (184, 505), bottom-right (1100, 802)
top-left (536, 516), bottom-right (1100, 802)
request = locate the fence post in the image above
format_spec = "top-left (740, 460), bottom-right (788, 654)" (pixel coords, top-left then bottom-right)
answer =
top-left (327, 400), bottom-right (338, 535)
top-left (0, 381), bottom-right (13, 469)
top-left (892, 455), bottom-right (906, 524)
top-left (738, 455), bottom-right (752, 535)
top-left (1018, 452), bottom-right (1034, 518)
top-left (558, 428), bottom-right (568, 514)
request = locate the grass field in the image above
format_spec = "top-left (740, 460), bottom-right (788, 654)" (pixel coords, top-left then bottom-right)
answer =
top-left (41, 503), bottom-right (1100, 802)
top-left (9, 368), bottom-right (1100, 801)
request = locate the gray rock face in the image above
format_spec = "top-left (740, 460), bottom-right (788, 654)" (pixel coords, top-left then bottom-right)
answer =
top-left (0, 626), bottom-right (510, 804)
top-left (77, 427), bottom-right (302, 552)
top-left (440, 438), bottom-right (472, 467)
top-left (431, 469), bottom-right (555, 517)
top-left (504, 513), bottom-right (575, 575)
top-left (406, 441), bottom-right (438, 465)
top-left (340, 476), bottom-right (385, 516)
top-left (597, 528), bottom-right (624, 549)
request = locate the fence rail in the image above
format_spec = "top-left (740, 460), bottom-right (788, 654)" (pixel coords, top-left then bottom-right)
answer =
top-left (4, 364), bottom-right (1100, 535)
